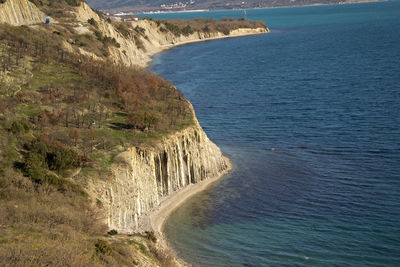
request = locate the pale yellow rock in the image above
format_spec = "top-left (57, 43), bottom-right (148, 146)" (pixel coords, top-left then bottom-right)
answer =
top-left (88, 108), bottom-right (230, 233)
top-left (0, 0), bottom-right (48, 25)
top-left (104, 19), bottom-right (270, 67)
top-left (71, 3), bottom-right (269, 68)
top-left (73, 1), bottom-right (100, 23)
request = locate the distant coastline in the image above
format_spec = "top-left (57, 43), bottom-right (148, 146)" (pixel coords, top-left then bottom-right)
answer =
top-left (122, 0), bottom-right (387, 16)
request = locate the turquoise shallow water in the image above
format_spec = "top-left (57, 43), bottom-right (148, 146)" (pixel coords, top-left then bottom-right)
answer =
top-left (149, 1), bottom-right (400, 266)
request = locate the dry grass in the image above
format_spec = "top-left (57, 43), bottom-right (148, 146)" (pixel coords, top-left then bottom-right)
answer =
top-left (0, 169), bottom-right (166, 266)
top-left (148, 243), bottom-right (176, 267)
top-left (0, 170), bottom-right (105, 266)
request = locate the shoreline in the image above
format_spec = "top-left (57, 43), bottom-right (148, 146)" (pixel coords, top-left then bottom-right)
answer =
top-left (136, 23), bottom-right (264, 266)
top-left (133, 0), bottom-right (386, 15)
top-left (150, 157), bottom-right (232, 236)
top-left (137, 24), bottom-right (266, 266)
top-left (142, 28), bottom-right (269, 68)
top-left (146, 157), bottom-right (232, 265)
top-left (141, 29), bottom-right (260, 237)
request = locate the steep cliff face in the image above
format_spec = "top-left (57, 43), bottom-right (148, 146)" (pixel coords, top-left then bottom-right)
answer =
top-left (0, 0), bottom-right (47, 25)
top-left (105, 19), bottom-right (269, 67)
top-left (88, 117), bottom-right (229, 233)
top-left (71, 2), bottom-right (268, 67)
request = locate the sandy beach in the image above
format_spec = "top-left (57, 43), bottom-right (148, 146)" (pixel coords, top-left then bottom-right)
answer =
top-left (133, 156), bottom-right (232, 266)
top-left (151, 156), bottom-right (232, 237)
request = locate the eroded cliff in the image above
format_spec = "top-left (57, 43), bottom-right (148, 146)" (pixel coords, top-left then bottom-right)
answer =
top-left (88, 114), bottom-right (230, 233)
top-left (0, 0), bottom-right (47, 25)
top-left (70, 2), bottom-right (269, 67)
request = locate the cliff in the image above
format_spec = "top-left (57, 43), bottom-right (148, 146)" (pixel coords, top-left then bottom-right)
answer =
top-left (0, 0), bottom-right (47, 25)
top-left (104, 19), bottom-right (268, 67)
top-left (87, 109), bottom-right (230, 233)
top-left (70, 2), bottom-right (269, 67)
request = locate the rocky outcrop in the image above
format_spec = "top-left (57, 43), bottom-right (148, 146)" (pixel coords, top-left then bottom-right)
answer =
top-left (88, 114), bottom-right (229, 233)
top-left (0, 0), bottom-right (47, 25)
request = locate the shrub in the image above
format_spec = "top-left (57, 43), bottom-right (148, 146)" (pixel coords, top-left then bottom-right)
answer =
top-left (23, 151), bottom-right (49, 183)
top-left (181, 25), bottom-right (194, 36)
top-left (10, 122), bottom-right (24, 134)
top-left (107, 229), bottom-right (118, 235)
top-left (134, 26), bottom-right (146, 35)
top-left (116, 23), bottom-right (130, 38)
top-left (202, 25), bottom-right (210, 32)
top-left (94, 30), bottom-right (102, 40)
top-left (87, 18), bottom-right (97, 27)
top-left (46, 146), bottom-right (80, 171)
top-left (145, 231), bottom-right (157, 243)
top-left (23, 138), bottom-right (82, 183)
top-left (164, 22), bottom-right (181, 36)
top-left (10, 121), bottom-right (29, 134)
top-left (94, 31), bottom-right (120, 48)
top-left (134, 35), bottom-right (144, 50)
top-left (64, 0), bottom-right (82, 6)
top-left (95, 239), bottom-right (112, 255)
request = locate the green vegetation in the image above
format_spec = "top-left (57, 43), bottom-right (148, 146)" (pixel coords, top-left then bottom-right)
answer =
top-left (28, 0), bottom-right (83, 7)
top-left (116, 22), bottom-right (131, 37)
top-left (107, 229), bottom-right (118, 235)
top-left (145, 231), bottom-right (157, 243)
top-left (156, 17), bottom-right (267, 36)
top-left (88, 17), bottom-right (98, 26)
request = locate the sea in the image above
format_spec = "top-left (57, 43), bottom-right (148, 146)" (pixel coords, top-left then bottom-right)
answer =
top-left (146, 1), bottom-right (400, 266)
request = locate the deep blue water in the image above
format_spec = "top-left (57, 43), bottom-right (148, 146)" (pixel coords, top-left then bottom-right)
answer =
top-left (149, 1), bottom-right (400, 266)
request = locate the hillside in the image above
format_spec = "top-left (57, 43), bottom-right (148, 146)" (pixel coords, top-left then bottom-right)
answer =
top-left (0, 0), bottom-right (266, 266)
top-left (87, 0), bottom-right (381, 13)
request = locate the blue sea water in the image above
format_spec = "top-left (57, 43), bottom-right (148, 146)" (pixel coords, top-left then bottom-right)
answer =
top-left (148, 1), bottom-right (400, 266)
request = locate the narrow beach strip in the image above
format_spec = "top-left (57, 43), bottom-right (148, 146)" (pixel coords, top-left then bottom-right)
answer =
top-left (150, 157), bottom-right (232, 237)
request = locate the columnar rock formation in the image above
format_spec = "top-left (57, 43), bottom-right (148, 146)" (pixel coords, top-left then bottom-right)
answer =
top-left (88, 117), bottom-right (230, 233)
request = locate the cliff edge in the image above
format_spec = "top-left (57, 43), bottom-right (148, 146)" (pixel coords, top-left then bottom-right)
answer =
top-left (71, 2), bottom-right (269, 67)
top-left (87, 104), bottom-right (230, 234)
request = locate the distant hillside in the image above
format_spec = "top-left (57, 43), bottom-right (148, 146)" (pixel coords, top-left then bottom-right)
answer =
top-left (87, 0), bottom-right (379, 13)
